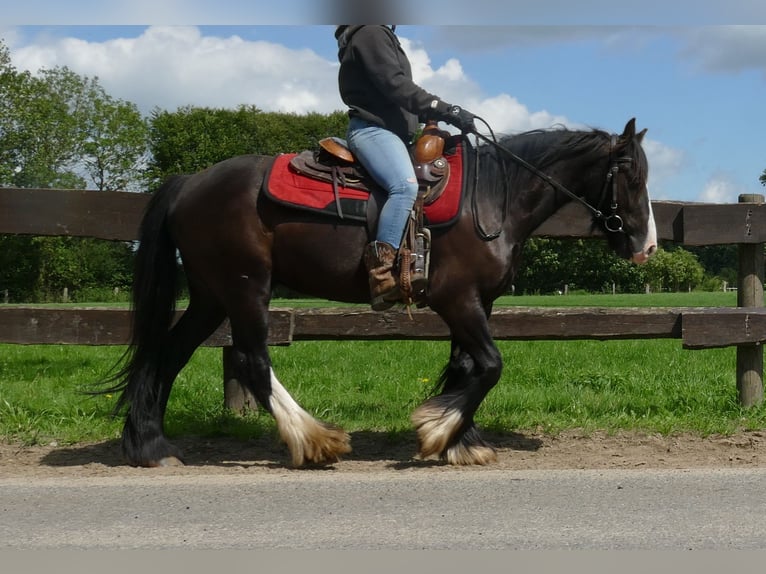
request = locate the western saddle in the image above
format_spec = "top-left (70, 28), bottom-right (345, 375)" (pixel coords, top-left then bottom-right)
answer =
top-left (289, 121), bottom-right (453, 306)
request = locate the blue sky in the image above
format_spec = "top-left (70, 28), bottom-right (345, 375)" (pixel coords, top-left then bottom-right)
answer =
top-left (2, 1), bottom-right (765, 202)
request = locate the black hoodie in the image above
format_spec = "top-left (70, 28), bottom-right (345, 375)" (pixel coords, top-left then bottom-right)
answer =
top-left (336, 25), bottom-right (445, 143)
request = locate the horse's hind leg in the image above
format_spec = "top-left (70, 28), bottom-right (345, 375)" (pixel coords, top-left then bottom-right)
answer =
top-left (121, 297), bottom-right (225, 467)
top-left (227, 286), bottom-right (351, 466)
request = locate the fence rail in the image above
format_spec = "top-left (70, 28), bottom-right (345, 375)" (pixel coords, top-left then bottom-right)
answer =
top-left (3, 186), bottom-right (766, 244)
top-left (3, 305), bottom-right (766, 350)
top-left (1, 187), bottom-right (764, 407)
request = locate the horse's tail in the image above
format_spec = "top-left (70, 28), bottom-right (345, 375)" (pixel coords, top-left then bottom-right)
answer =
top-left (100, 175), bottom-right (188, 413)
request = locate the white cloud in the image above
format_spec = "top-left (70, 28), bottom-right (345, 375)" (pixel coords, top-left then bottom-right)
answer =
top-left (0, 27), bottom-right (21, 48)
top-left (13, 25), bottom-right (571, 134)
top-left (466, 94), bottom-right (573, 134)
top-left (10, 26), bottom-right (343, 115)
top-left (400, 37), bottom-right (571, 133)
top-left (400, 37), bottom-right (478, 99)
top-left (699, 173), bottom-right (749, 204)
top-left (640, 138), bottom-right (686, 199)
top-left (7, 23), bottom-right (691, 191)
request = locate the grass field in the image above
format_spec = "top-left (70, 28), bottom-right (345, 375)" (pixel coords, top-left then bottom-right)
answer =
top-left (2, 291), bottom-right (765, 447)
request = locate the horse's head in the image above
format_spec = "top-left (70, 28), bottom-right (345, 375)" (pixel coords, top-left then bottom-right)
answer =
top-left (594, 118), bottom-right (657, 264)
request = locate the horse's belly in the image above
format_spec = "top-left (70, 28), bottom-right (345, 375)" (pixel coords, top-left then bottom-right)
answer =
top-left (270, 222), bottom-right (370, 303)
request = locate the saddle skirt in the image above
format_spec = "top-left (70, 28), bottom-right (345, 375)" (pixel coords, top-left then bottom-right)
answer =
top-left (263, 141), bottom-right (465, 227)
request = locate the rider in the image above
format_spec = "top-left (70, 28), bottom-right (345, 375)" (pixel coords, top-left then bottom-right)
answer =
top-left (335, 25), bottom-right (477, 310)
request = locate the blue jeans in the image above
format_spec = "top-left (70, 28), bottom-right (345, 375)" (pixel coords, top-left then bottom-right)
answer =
top-left (347, 117), bottom-right (418, 249)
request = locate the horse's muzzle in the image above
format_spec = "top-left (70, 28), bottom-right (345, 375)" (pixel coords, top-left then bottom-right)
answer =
top-left (631, 243), bottom-right (657, 264)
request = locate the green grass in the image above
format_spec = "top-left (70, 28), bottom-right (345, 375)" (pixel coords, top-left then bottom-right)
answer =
top-left (495, 291), bottom-right (739, 308)
top-left (1, 290), bottom-right (741, 310)
top-left (1, 291), bottom-right (765, 447)
top-left (268, 338), bottom-right (766, 437)
top-left (276, 291), bottom-right (740, 309)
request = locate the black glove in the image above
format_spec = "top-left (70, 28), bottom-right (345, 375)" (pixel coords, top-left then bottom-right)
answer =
top-left (446, 105), bottom-right (476, 133)
top-left (433, 101), bottom-right (476, 133)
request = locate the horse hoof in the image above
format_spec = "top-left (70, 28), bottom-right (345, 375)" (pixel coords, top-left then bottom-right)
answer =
top-left (445, 442), bottom-right (497, 466)
top-left (295, 424), bottom-right (352, 467)
top-left (157, 456), bottom-right (185, 467)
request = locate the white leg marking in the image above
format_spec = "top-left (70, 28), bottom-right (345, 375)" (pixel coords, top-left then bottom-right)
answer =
top-left (411, 403), bottom-right (465, 459)
top-left (268, 368), bottom-right (350, 466)
top-left (412, 396), bottom-right (499, 465)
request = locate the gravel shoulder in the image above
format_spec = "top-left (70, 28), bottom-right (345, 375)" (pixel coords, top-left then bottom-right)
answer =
top-left (2, 429), bottom-right (766, 479)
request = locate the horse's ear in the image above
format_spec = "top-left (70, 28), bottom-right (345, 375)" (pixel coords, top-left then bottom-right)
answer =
top-left (620, 118), bottom-right (637, 140)
top-left (636, 128), bottom-right (647, 144)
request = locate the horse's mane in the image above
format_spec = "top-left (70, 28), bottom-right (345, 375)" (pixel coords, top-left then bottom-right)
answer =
top-left (489, 126), bottom-right (611, 168)
top-left (472, 125), bottom-right (647, 199)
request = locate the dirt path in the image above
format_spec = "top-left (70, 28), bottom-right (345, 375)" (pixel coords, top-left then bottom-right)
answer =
top-left (3, 429), bottom-right (766, 478)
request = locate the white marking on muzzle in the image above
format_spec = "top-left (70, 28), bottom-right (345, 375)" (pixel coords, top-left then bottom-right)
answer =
top-left (631, 195), bottom-right (657, 264)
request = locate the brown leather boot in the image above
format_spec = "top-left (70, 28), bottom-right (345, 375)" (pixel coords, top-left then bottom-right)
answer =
top-left (363, 241), bottom-right (401, 311)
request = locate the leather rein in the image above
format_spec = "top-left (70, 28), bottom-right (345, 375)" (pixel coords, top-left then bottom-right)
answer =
top-left (469, 118), bottom-right (632, 241)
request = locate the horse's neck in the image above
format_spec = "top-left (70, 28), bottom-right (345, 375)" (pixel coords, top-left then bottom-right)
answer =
top-left (517, 155), bottom-right (598, 232)
top-left (512, 180), bottom-right (570, 238)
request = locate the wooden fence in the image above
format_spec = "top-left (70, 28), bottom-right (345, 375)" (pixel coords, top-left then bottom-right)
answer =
top-left (1, 187), bottom-right (765, 407)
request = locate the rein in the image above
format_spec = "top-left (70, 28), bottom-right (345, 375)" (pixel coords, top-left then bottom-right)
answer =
top-left (468, 117), bottom-right (631, 240)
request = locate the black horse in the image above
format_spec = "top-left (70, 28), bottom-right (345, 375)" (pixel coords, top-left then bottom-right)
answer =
top-left (106, 118), bottom-right (657, 467)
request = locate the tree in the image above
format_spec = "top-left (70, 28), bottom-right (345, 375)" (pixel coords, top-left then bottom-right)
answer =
top-left (76, 76), bottom-right (149, 191)
top-left (0, 41), bottom-right (142, 300)
top-left (145, 105), bottom-right (348, 188)
top-left (6, 66), bottom-right (88, 188)
top-left (515, 238), bottom-right (647, 294)
top-left (0, 235), bottom-right (41, 301)
top-left (760, 168), bottom-right (765, 187)
top-left (30, 236), bottom-right (134, 300)
top-left (0, 40), bottom-right (29, 185)
top-left (12, 66), bottom-right (148, 190)
top-left (515, 238), bottom-right (563, 294)
top-left (1, 40), bottom-right (148, 191)
top-left (686, 244), bottom-right (738, 288)
top-left (644, 247), bottom-right (704, 292)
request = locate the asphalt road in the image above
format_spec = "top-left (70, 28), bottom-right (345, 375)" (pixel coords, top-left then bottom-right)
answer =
top-left (2, 468), bottom-right (766, 550)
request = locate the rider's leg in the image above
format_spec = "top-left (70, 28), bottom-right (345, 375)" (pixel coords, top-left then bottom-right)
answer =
top-left (347, 118), bottom-right (419, 309)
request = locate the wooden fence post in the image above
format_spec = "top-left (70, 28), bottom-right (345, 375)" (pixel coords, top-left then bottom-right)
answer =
top-left (222, 346), bottom-right (259, 414)
top-left (736, 194), bottom-right (765, 407)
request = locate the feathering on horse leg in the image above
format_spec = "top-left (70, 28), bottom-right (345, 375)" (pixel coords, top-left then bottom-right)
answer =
top-left (443, 424), bottom-right (498, 466)
top-left (267, 368), bottom-right (351, 467)
top-left (411, 341), bottom-right (502, 465)
top-left (411, 392), bottom-right (497, 465)
top-left (410, 393), bottom-right (467, 458)
top-left (229, 339), bottom-right (350, 466)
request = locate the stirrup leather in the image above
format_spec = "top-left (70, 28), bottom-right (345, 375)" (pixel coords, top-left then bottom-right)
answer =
top-left (399, 194), bottom-right (431, 307)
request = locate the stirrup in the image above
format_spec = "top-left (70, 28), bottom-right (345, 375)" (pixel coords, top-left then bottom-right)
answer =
top-left (399, 206), bottom-right (431, 306)
top-left (370, 292), bottom-right (397, 311)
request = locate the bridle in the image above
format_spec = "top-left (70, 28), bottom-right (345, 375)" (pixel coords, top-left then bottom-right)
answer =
top-left (469, 118), bottom-right (634, 240)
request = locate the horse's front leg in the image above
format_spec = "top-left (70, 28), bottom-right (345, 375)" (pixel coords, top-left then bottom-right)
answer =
top-left (411, 312), bottom-right (502, 465)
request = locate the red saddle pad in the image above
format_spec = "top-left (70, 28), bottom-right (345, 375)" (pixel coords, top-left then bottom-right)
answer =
top-left (264, 143), bottom-right (464, 227)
